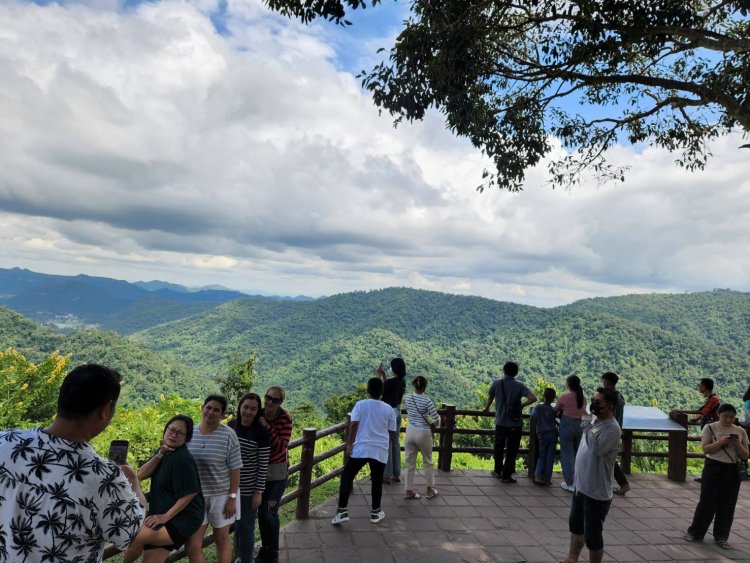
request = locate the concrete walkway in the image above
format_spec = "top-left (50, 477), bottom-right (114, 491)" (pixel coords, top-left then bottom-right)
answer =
top-left (279, 470), bottom-right (750, 562)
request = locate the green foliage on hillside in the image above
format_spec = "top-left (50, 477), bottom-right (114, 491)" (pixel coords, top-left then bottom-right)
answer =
top-left (131, 288), bottom-right (750, 411)
top-left (98, 296), bottom-right (220, 335)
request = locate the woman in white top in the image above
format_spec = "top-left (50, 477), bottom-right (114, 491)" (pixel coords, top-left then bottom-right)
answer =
top-left (685, 403), bottom-right (749, 549)
top-left (403, 376), bottom-right (440, 499)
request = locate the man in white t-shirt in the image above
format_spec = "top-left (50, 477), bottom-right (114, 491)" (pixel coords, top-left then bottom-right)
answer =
top-left (332, 377), bottom-right (398, 525)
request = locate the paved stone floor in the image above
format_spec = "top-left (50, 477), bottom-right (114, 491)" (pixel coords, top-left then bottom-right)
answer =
top-left (279, 470), bottom-right (750, 562)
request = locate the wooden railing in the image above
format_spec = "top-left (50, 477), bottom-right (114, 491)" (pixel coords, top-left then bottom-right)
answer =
top-left (104, 405), bottom-right (706, 561)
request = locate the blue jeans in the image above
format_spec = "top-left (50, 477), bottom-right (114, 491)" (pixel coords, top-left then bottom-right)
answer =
top-left (559, 416), bottom-right (583, 486)
top-left (535, 430), bottom-right (557, 483)
top-left (236, 495), bottom-right (258, 563)
top-left (258, 479), bottom-right (286, 554)
top-left (385, 408), bottom-right (402, 479)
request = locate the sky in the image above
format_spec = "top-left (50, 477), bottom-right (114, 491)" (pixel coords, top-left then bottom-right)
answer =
top-left (1, 0), bottom-right (749, 307)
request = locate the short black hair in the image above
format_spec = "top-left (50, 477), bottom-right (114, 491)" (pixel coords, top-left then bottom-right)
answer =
top-left (391, 357), bottom-right (406, 378)
top-left (601, 372), bottom-right (619, 386)
top-left (596, 387), bottom-right (619, 410)
top-left (699, 378), bottom-right (714, 391)
top-left (164, 414), bottom-right (195, 443)
top-left (503, 361), bottom-right (519, 377)
top-left (203, 394), bottom-right (228, 413)
top-left (367, 377), bottom-right (384, 398)
top-left (718, 403), bottom-right (736, 415)
top-left (57, 364), bottom-right (122, 421)
top-left (412, 375), bottom-right (427, 391)
top-left (543, 388), bottom-right (556, 402)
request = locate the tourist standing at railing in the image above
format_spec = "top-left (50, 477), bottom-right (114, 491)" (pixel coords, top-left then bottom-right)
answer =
top-left (377, 357), bottom-right (407, 484)
top-left (531, 388), bottom-right (558, 486)
top-left (562, 387), bottom-right (621, 563)
top-left (483, 361), bottom-right (536, 483)
top-left (556, 375), bottom-right (587, 492)
top-left (684, 403), bottom-right (749, 550)
top-left (185, 395), bottom-right (243, 563)
top-left (122, 415), bottom-right (204, 563)
top-left (332, 377), bottom-right (398, 525)
top-left (742, 384), bottom-right (750, 424)
top-left (670, 378), bottom-right (721, 428)
top-left (228, 393), bottom-right (271, 563)
top-left (257, 386), bottom-right (293, 563)
top-left (601, 372), bottom-right (630, 496)
top-left (403, 375), bottom-right (440, 499)
top-left (0, 364), bottom-right (146, 562)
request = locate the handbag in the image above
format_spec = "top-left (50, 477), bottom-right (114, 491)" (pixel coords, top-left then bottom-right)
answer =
top-left (708, 424), bottom-right (745, 479)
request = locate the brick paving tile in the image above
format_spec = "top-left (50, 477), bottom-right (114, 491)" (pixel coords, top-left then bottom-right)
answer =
top-left (603, 544), bottom-right (646, 562)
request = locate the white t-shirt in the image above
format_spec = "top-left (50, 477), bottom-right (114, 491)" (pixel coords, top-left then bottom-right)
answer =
top-left (351, 398), bottom-right (398, 463)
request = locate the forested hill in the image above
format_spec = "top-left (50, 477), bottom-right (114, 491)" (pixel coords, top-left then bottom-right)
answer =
top-left (129, 287), bottom-right (750, 410)
top-left (0, 307), bottom-right (203, 407)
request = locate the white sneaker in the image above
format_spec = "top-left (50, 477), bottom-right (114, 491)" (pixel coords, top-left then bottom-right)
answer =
top-left (561, 482), bottom-right (575, 492)
top-left (331, 510), bottom-right (349, 525)
top-left (370, 510), bottom-right (385, 524)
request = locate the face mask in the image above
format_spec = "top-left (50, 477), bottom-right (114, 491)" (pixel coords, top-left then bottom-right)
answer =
top-left (590, 401), bottom-right (602, 416)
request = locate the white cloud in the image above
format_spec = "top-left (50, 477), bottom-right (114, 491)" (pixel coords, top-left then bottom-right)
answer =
top-left (0, 0), bottom-right (749, 305)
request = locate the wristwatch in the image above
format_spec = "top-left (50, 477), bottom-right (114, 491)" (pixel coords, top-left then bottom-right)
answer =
top-left (229, 493), bottom-right (237, 499)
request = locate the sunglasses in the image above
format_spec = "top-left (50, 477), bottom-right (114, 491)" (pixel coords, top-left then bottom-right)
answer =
top-left (264, 394), bottom-right (282, 405)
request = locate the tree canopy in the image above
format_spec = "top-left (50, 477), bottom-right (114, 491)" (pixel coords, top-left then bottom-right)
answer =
top-left (266, 0), bottom-right (750, 190)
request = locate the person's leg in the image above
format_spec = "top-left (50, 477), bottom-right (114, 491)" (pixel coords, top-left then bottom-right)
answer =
top-left (142, 548), bottom-right (173, 563)
top-left (559, 417), bottom-right (575, 486)
top-left (368, 458), bottom-right (386, 511)
top-left (687, 460), bottom-right (721, 540)
top-left (613, 461), bottom-right (630, 493)
top-left (417, 428), bottom-right (435, 494)
top-left (236, 495), bottom-right (258, 563)
top-left (536, 431), bottom-right (554, 482)
top-left (213, 525), bottom-right (232, 563)
top-left (392, 408), bottom-right (402, 479)
top-left (563, 491), bottom-right (585, 563)
top-left (713, 463), bottom-right (741, 542)
top-left (258, 478), bottom-right (287, 562)
top-left (404, 425), bottom-right (418, 495)
top-left (493, 425), bottom-right (508, 475)
top-left (336, 457), bottom-right (369, 510)
top-left (122, 526), bottom-right (175, 563)
top-left (185, 523), bottom-right (209, 563)
top-left (581, 494), bottom-right (610, 563)
top-left (502, 425), bottom-right (522, 480)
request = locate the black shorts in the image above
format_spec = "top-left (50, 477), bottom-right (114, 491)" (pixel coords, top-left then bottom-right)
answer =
top-left (569, 491), bottom-right (611, 550)
top-left (143, 521), bottom-right (189, 551)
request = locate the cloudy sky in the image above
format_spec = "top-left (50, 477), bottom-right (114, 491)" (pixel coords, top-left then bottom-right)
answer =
top-left (1, 0), bottom-right (749, 307)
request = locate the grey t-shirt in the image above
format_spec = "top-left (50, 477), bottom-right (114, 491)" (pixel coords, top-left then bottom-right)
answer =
top-left (573, 416), bottom-right (621, 501)
top-left (488, 376), bottom-right (531, 427)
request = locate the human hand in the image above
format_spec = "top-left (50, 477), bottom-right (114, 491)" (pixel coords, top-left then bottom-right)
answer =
top-left (224, 497), bottom-right (237, 518)
top-left (259, 417), bottom-right (268, 428)
top-left (145, 514), bottom-right (169, 528)
top-left (251, 492), bottom-right (263, 509)
top-left (120, 464), bottom-right (138, 482)
top-left (159, 441), bottom-right (175, 456)
top-left (345, 443), bottom-right (353, 457)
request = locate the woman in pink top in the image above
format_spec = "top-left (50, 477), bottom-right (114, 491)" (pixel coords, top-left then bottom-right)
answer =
top-left (555, 375), bottom-right (587, 492)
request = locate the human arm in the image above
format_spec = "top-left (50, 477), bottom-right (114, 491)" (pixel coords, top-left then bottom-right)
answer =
top-left (224, 468), bottom-right (240, 518)
top-left (121, 464), bottom-right (148, 510)
top-left (521, 391), bottom-right (537, 409)
top-left (103, 464), bottom-right (146, 550)
top-left (144, 492), bottom-right (199, 527)
top-left (583, 421), bottom-right (620, 456)
top-left (483, 382), bottom-right (496, 413)
top-left (345, 421), bottom-right (359, 457)
top-left (376, 363), bottom-right (387, 383)
top-left (262, 413), bottom-right (293, 455)
top-left (137, 442), bottom-right (174, 480)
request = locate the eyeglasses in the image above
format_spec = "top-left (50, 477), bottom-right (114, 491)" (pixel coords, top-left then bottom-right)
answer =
top-left (165, 427), bottom-right (186, 437)
top-left (264, 394), bottom-right (282, 405)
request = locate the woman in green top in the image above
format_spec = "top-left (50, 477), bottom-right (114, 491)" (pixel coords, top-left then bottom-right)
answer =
top-left (123, 415), bottom-right (205, 563)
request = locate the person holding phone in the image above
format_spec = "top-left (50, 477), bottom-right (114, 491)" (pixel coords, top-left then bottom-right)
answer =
top-left (122, 415), bottom-right (204, 563)
top-left (257, 386), bottom-right (293, 563)
top-left (185, 395), bottom-right (243, 563)
top-left (685, 403), bottom-right (749, 549)
top-left (228, 393), bottom-right (271, 563)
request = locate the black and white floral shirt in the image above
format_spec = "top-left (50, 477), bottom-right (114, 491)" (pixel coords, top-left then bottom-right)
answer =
top-left (0, 428), bottom-right (144, 562)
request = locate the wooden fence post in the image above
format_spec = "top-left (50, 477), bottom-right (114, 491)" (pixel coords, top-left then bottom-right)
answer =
top-left (295, 428), bottom-right (317, 520)
top-left (621, 429), bottom-right (633, 475)
top-left (439, 405), bottom-right (456, 472)
top-left (526, 415), bottom-right (537, 478)
top-left (668, 412), bottom-right (688, 482)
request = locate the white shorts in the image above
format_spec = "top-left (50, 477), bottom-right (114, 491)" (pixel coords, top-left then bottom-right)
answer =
top-left (202, 493), bottom-right (237, 529)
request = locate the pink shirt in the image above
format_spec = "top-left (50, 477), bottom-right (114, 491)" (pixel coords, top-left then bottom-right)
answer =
top-left (555, 391), bottom-right (588, 419)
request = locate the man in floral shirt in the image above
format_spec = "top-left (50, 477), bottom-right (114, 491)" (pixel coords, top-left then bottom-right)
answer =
top-left (0, 364), bottom-right (146, 562)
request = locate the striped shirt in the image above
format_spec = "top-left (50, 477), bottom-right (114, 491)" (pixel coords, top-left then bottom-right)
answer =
top-left (231, 422), bottom-right (272, 496)
top-left (405, 393), bottom-right (439, 430)
top-left (187, 424), bottom-right (243, 496)
top-left (264, 409), bottom-right (293, 467)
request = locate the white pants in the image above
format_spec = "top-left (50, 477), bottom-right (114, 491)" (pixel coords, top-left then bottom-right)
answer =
top-left (404, 425), bottom-right (434, 491)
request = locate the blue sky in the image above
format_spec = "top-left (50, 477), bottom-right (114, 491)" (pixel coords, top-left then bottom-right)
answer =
top-left (1, 0), bottom-right (749, 306)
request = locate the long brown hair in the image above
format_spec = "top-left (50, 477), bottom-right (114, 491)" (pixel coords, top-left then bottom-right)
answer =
top-left (233, 392), bottom-right (263, 428)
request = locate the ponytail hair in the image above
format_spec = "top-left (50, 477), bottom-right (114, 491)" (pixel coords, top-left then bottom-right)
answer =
top-left (567, 375), bottom-right (584, 409)
top-left (743, 384), bottom-right (750, 403)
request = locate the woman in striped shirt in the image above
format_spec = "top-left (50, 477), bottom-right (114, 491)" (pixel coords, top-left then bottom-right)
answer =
top-left (257, 386), bottom-right (293, 563)
top-left (229, 393), bottom-right (271, 563)
top-left (403, 376), bottom-right (440, 500)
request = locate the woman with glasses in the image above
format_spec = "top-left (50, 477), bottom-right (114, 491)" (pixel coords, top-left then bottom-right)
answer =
top-left (256, 386), bottom-right (293, 563)
top-left (228, 393), bottom-right (271, 563)
top-left (185, 395), bottom-right (243, 563)
top-left (122, 415), bottom-right (204, 563)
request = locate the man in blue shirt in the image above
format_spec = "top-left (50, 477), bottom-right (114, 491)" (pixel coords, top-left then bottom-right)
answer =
top-left (483, 361), bottom-right (536, 483)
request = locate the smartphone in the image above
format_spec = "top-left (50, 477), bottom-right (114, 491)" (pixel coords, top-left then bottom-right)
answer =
top-left (730, 433), bottom-right (739, 440)
top-left (108, 440), bottom-right (129, 465)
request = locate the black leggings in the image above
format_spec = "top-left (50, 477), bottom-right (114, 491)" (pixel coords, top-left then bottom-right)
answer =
top-left (337, 457), bottom-right (386, 511)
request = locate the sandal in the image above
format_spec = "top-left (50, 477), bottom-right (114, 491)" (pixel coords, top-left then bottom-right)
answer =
top-left (716, 539), bottom-right (731, 550)
top-left (404, 493), bottom-right (421, 499)
top-left (683, 533), bottom-right (698, 542)
top-left (426, 488), bottom-right (439, 499)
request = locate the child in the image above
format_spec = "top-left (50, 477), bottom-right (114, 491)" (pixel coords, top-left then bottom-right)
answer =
top-left (532, 388), bottom-right (558, 486)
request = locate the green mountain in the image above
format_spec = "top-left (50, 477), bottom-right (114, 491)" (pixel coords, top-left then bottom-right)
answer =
top-left (0, 306), bottom-right (203, 407)
top-left (130, 288), bottom-right (750, 410)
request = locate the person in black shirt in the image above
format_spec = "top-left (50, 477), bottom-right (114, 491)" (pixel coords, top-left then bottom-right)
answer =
top-left (377, 357), bottom-right (407, 483)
